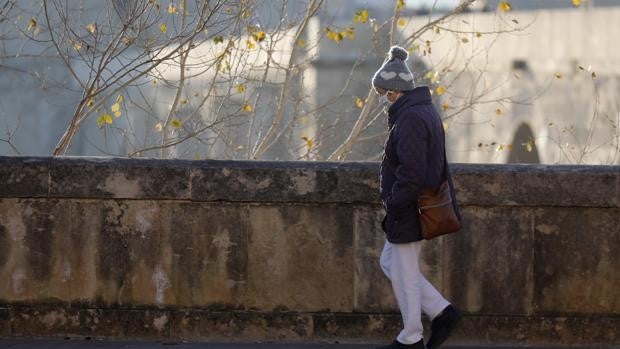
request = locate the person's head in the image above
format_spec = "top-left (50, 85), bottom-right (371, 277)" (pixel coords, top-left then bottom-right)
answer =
top-left (371, 46), bottom-right (416, 103)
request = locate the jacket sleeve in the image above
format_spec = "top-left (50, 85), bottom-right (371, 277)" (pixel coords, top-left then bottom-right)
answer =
top-left (384, 113), bottom-right (429, 218)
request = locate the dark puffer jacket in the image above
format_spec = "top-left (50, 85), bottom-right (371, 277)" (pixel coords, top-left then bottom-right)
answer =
top-left (380, 86), bottom-right (461, 243)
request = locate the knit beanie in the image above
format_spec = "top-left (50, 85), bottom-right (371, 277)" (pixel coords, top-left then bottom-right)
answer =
top-left (372, 46), bottom-right (416, 92)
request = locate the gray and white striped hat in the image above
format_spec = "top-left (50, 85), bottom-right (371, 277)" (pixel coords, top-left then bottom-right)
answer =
top-left (372, 46), bottom-right (416, 92)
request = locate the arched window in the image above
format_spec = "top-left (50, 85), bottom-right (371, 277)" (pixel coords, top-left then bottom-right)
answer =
top-left (507, 123), bottom-right (540, 164)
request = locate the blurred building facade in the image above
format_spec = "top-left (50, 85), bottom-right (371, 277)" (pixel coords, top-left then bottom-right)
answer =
top-left (1, 0), bottom-right (619, 164)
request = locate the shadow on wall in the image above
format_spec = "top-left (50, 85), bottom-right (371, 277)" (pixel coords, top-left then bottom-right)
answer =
top-left (508, 123), bottom-right (540, 164)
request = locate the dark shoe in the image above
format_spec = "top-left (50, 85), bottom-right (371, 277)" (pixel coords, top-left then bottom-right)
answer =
top-left (426, 305), bottom-right (462, 349)
top-left (376, 339), bottom-right (425, 349)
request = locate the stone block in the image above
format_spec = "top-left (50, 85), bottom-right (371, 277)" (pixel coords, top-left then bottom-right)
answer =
top-left (90, 200), bottom-right (166, 306)
top-left (50, 157), bottom-right (191, 199)
top-left (246, 205), bottom-right (354, 312)
top-left (190, 161), bottom-right (379, 203)
top-left (532, 207), bottom-right (620, 315)
top-left (160, 202), bottom-right (250, 307)
top-left (453, 164), bottom-right (619, 207)
top-left (312, 313), bottom-right (401, 341)
top-left (0, 156), bottom-right (49, 198)
top-left (169, 310), bottom-right (312, 341)
top-left (0, 199), bottom-right (72, 302)
top-left (352, 206), bottom-right (396, 312)
top-left (0, 308), bottom-right (9, 336)
top-left (452, 315), bottom-right (620, 345)
top-left (443, 207), bottom-right (534, 315)
top-left (8, 307), bottom-right (170, 338)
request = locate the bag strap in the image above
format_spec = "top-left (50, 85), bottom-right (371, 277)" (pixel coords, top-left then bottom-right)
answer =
top-left (440, 125), bottom-right (449, 182)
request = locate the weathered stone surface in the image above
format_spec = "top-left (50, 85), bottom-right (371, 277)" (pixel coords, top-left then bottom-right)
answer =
top-left (8, 307), bottom-right (170, 338)
top-left (160, 202), bottom-right (249, 308)
top-left (170, 310), bottom-right (313, 341)
top-left (3, 307), bottom-right (619, 345)
top-left (93, 200), bottom-right (165, 306)
top-left (453, 164), bottom-right (620, 207)
top-left (0, 156), bottom-right (49, 198)
top-left (191, 161), bottom-right (379, 203)
top-left (0, 199), bottom-right (72, 302)
top-left (0, 308), bottom-right (9, 336)
top-left (246, 205), bottom-right (354, 312)
top-left (312, 313), bottom-right (402, 341)
top-left (49, 157), bottom-right (191, 199)
top-left (532, 208), bottom-right (620, 315)
top-left (352, 206), bottom-right (396, 312)
top-left (1, 157), bottom-right (619, 344)
top-left (443, 207), bottom-right (534, 315)
top-left (452, 315), bottom-right (620, 345)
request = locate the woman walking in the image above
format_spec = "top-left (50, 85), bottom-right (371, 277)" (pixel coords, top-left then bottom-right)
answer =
top-left (372, 46), bottom-right (462, 349)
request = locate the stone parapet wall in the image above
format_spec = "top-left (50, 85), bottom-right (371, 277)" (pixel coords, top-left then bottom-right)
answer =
top-left (0, 156), bottom-right (618, 345)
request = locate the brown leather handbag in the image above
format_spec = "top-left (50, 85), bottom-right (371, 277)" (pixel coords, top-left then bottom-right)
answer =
top-left (417, 152), bottom-right (461, 240)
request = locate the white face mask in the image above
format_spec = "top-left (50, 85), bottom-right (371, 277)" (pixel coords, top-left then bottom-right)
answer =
top-left (379, 94), bottom-right (391, 106)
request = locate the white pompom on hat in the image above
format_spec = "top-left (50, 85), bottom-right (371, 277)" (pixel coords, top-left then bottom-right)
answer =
top-left (372, 46), bottom-right (416, 92)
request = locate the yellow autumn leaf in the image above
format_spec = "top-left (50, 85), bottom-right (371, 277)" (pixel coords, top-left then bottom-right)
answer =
top-left (87, 99), bottom-right (94, 108)
top-left (111, 102), bottom-right (120, 113)
top-left (160, 23), bottom-right (167, 33)
top-left (116, 94), bottom-right (123, 103)
top-left (441, 103), bottom-right (450, 111)
top-left (301, 136), bottom-right (314, 149)
top-left (436, 86), bottom-right (446, 95)
top-left (252, 31), bottom-right (266, 42)
top-left (396, 0), bottom-right (406, 11)
top-left (242, 103), bottom-right (253, 112)
top-left (72, 40), bottom-right (82, 51)
top-left (97, 113), bottom-right (113, 127)
top-left (111, 102), bottom-right (121, 117)
top-left (155, 122), bottom-right (163, 132)
top-left (499, 1), bottom-right (511, 12)
top-left (298, 39), bottom-right (306, 48)
top-left (424, 70), bottom-right (438, 83)
top-left (326, 27), bottom-right (344, 43)
top-left (167, 3), bottom-right (177, 14)
top-left (86, 23), bottom-right (97, 34)
top-left (214, 36), bottom-right (224, 44)
top-left (355, 96), bottom-right (364, 109)
top-left (572, 0), bottom-right (581, 6)
top-left (246, 39), bottom-right (256, 49)
top-left (339, 26), bottom-right (355, 40)
top-left (27, 18), bottom-right (37, 31)
top-left (236, 84), bottom-right (245, 93)
top-left (442, 121), bottom-right (449, 132)
top-left (171, 118), bottom-right (182, 128)
top-left (397, 18), bottom-right (407, 27)
top-left (353, 9), bottom-right (369, 24)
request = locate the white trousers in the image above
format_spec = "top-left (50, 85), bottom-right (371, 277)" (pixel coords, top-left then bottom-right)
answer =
top-left (380, 240), bottom-right (450, 345)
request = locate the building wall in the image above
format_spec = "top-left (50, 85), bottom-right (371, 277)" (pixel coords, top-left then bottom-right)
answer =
top-left (407, 7), bottom-right (620, 164)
